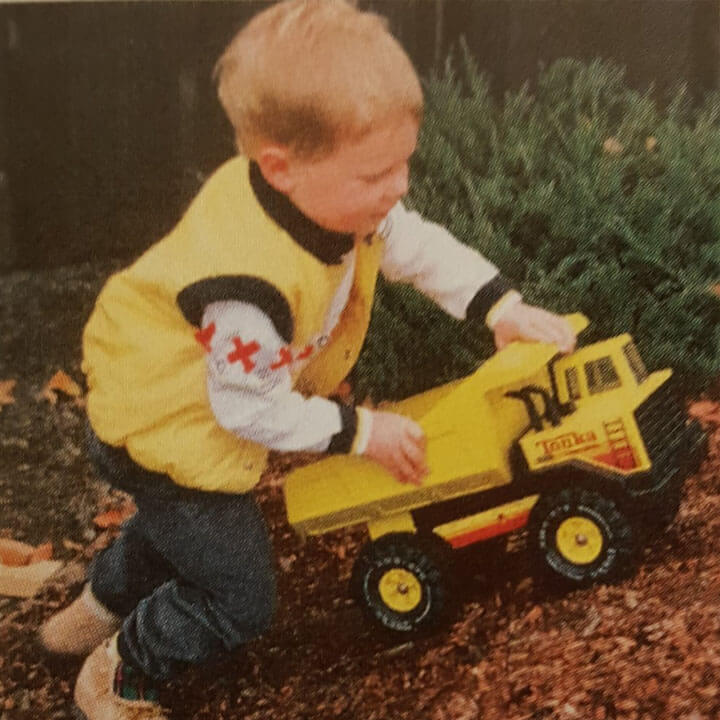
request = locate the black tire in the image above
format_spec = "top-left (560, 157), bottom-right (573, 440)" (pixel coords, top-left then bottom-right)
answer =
top-left (350, 532), bottom-right (453, 635)
top-left (528, 487), bottom-right (636, 586)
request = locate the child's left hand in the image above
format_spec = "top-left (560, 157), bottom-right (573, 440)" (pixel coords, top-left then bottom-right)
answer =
top-left (492, 300), bottom-right (576, 354)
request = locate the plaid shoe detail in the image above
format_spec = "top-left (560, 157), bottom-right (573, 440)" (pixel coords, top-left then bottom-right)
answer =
top-left (113, 661), bottom-right (160, 704)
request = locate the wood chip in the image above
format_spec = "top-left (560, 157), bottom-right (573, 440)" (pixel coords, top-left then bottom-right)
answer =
top-left (39, 370), bottom-right (83, 405)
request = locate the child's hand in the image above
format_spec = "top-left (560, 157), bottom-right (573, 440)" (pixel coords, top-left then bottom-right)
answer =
top-left (362, 411), bottom-right (428, 486)
top-left (492, 301), bottom-right (576, 354)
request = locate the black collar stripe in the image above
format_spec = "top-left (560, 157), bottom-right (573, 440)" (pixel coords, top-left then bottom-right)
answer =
top-left (248, 161), bottom-right (354, 265)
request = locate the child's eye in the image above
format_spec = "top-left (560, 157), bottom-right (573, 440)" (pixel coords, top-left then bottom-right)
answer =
top-left (361, 170), bottom-right (389, 183)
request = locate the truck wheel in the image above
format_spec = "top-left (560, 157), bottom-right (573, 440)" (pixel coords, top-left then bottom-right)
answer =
top-left (350, 532), bottom-right (453, 635)
top-left (529, 487), bottom-right (635, 586)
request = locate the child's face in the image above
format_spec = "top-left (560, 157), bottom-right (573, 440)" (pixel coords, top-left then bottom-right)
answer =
top-left (268, 113), bottom-right (419, 236)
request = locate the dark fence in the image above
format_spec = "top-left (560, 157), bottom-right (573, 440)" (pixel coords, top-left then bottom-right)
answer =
top-left (1, 0), bottom-right (718, 272)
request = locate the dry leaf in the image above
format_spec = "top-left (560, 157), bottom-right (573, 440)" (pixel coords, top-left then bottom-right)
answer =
top-left (93, 500), bottom-right (136, 529)
top-left (40, 370), bottom-right (83, 405)
top-left (603, 137), bottom-right (623, 155)
top-left (0, 380), bottom-right (16, 410)
top-left (711, 283), bottom-right (720, 297)
top-left (0, 539), bottom-right (54, 567)
top-left (0, 538), bottom-right (35, 567)
top-left (645, 136), bottom-right (657, 152)
top-left (29, 542), bottom-right (53, 563)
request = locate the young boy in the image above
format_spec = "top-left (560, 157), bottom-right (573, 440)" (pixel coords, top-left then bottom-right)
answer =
top-left (39, 1), bottom-right (576, 718)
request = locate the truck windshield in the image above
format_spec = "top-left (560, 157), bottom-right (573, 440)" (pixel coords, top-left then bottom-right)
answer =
top-left (623, 341), bottom-right (648, 383)
top-left (585, 356), bottom-right (621, 394)
top-left (565, 367), bottom-right (581, 400)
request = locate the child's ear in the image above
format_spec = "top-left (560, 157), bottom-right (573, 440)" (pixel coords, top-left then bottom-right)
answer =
top-left (256, 145), bottom-right (295, 194)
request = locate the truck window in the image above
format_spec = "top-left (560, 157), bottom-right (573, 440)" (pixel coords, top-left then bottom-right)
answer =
top-left (565, 367), bottom-right (581, 400)
top-left (622, 341), bottom-right (648, 383)
top-left (585, 357), bottom-right (621, 394)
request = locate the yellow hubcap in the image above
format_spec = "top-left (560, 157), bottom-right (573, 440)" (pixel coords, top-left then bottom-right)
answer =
top-left (378, 568), bottom-right (423, 613)
top-left (555, 516), bottom-right (604, 565)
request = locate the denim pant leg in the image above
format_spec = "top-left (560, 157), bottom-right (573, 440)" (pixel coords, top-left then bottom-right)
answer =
top-left (90, 512), bottom-right (177, 617)
top-left (117, 490), bottom-right (277, 681)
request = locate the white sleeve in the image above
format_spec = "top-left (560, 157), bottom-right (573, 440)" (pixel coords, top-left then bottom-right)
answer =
top-left (201, 300), bottom-right (344, 453)
top-left (378, 202), bottom-right (503, 319)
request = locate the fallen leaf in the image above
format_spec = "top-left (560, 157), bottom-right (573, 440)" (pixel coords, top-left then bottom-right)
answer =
top-left (40, 370), bottom-right (83, 405)
top-left (0, 538), bottom-right (35, 567)
top-left (645, 136), bottom-right (657, 152)
top-left (603, 137), bottom-right (623, 155)
top-left (0, 380), bottom-right (16, 410)
top-left (93, 500), bottom-right (136, 529)
top-left (28, 542), bottom-right (53, 564)
top-left (0, 539), bottom-right (54, 567)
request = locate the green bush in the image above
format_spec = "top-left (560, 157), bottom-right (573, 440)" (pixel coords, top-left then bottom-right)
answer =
top-left (354, 55), bottom-right (720, 402)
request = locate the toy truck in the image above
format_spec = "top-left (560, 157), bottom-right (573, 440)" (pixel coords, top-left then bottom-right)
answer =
top-left (283, 314), bottom-right (707, 634)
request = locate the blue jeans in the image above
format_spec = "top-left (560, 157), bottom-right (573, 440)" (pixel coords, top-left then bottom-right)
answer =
top-left (87, 429), bottom-right (277, 680)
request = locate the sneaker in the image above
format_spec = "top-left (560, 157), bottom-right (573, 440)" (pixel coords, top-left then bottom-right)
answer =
top-left (38, 584), bottom-right (122, 657)
top-left (74, 633), bottom-right (168, 720)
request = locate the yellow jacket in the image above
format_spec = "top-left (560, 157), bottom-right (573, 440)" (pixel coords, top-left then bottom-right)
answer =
top-left (83, 156), bottom-right (384, 493)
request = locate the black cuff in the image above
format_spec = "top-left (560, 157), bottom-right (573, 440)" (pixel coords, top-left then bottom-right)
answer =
top-left (326, 402), bottom-right (358, 454)
top-left (465, 274), bottom-right (514, 323)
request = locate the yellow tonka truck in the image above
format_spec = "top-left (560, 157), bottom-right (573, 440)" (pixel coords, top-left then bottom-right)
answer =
top-left (284, 314), bottom-right (707, 634)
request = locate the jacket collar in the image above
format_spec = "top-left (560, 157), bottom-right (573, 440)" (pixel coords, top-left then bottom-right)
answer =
top-left (248, 161), bottom-right (354, 265)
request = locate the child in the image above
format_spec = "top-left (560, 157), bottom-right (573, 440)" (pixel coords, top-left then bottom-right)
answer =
top-left (39, 2), bottom-right (576, 718)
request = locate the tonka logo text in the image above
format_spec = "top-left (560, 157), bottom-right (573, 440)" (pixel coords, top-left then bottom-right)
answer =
top-left (536, 430), bottom-right (598, 457)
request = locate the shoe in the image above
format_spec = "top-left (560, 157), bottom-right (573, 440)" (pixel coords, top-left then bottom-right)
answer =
top-left (74, 633), bottom-right (168, 720)
top-left (38, 584), bottom-right (122, 656)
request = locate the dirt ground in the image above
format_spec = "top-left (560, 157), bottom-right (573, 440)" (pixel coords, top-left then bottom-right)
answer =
top-left (1, 261), bottom-right (719, 720)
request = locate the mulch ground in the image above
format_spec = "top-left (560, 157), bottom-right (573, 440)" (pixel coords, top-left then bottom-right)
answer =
top-left (1, 261), bottom-right (719, 720)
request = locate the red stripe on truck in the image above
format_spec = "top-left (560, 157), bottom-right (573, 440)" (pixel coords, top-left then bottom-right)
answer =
top-left (447, 511), bottom-right (531, 549)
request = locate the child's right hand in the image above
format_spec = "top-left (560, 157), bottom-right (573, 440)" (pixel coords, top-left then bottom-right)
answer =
top-left (362, 410), bottom-right (428, 486)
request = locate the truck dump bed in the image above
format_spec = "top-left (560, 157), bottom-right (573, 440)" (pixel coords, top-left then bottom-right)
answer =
top-left (284, 314), bottom-right (588, 536)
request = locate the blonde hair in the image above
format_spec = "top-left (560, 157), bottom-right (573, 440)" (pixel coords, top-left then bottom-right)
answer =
top-left (215, 0), bottom-right (423, 159)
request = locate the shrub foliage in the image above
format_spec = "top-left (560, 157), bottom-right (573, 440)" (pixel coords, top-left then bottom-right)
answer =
top-left (354, 56), bottom-right (720, 401)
